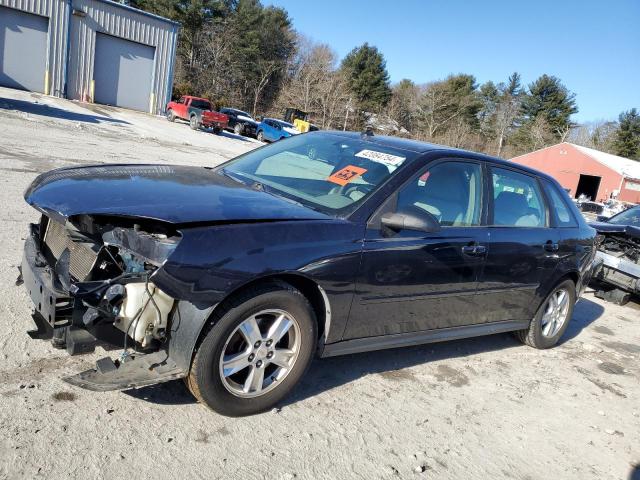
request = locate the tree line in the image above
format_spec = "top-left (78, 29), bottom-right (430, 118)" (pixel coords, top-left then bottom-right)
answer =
top-left (130, 0), bottom-right (640, 160)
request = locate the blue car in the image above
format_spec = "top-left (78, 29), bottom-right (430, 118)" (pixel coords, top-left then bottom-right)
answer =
top-left (256, 118), bottom-right (299, 142)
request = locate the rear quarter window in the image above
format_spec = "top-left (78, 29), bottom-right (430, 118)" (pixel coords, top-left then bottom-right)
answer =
top-left (543, 180), bottom-right (578, 227)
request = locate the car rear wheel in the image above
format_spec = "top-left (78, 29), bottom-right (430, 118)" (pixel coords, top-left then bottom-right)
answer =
top-left (515, 279), bottom-right (576, 349)
top-left (234, 123), bottom-right (243, 135)
top-left (166, 109), bottom-right (175, 122)
top-left (186, 282), bottom-right (317, 416)
top-left (190, 115), bottom-right (200, 130)
top-left (257, 131), bottom-right (265, 142)
top-left (213, 127), bottom-right (222, 135)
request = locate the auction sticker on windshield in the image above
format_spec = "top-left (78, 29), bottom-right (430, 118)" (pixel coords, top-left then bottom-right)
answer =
top-left (355, 149), bottom-right (406, 168)
top-left (327, 165), bottom-right (367, 186)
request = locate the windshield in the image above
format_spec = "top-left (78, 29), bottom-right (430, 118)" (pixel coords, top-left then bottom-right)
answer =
top-left (220, 133), bottom-right (417, 215)
top-left (190, 99), bottom-right (212, 110)
top-left (607, 206), bottom-right (640, 226)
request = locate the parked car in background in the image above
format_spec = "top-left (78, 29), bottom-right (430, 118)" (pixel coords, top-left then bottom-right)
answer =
top-left (20, 131), bottom-right (597, 416)
top-left (256, 118), bottom-right (299, 142)
top-left (590, 205), bottom-right (640, 304)
top-left (220, 108), bottom-right (259, 137)
top-left (166, 96), bottom-right (228, 134)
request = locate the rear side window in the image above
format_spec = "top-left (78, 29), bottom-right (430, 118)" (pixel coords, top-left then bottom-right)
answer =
top-left (491, 167), bottom-right (546, 227)
top-left (544, 180), bottom-right (577, 227)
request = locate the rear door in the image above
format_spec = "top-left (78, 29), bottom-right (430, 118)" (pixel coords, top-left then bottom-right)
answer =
top-left (475, 166), bottom-right (560, 323)
top-left (345, 159), bottom-right (488, 339)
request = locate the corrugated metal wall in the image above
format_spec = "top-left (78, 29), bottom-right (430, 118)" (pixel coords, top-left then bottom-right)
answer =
top-left (0, 0), bottom-right (178, 114)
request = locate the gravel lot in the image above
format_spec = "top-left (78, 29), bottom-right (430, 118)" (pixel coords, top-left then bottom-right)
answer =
top-left (0, 87), bottom-right (639, 480)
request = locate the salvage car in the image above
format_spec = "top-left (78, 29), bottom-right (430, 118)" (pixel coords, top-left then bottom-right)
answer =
top-left (220, 107), bottom-right (259, 137)
top-left (20, 131), bottom-right (596, 416)
top-left (590, 205), bottom-right (640, 303)
top-left (166, 96), bottom-right (228, 133)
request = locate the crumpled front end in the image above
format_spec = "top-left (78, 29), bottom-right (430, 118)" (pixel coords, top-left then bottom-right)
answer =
top-left (21, 214), bottom-right (186, 390)
top-left (591, 224), bottom-right (640, 294)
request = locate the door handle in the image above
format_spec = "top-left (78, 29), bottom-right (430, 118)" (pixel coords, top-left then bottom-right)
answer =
top-left (543, 241), bottom-right (559, 252)
top-left (462, 245), bottom-right (487, 256)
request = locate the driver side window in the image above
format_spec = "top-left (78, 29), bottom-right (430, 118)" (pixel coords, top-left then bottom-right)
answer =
top-left (397, 161), bottom-right (482, 227)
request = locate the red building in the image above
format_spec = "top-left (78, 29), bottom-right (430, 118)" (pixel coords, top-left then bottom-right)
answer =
top-left (511, 143), bottom-right (640, 204)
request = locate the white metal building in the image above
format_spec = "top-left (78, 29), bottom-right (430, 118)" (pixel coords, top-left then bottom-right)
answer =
top-left (0, 0), bottom-right (179, 114)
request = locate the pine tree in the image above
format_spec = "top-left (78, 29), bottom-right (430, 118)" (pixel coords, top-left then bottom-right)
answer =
top-left (613, 109), bottom-right (640, 160)
top-left (340, 43), bottom-right (391, 114)
top-left (521, 74), bottom-right (577, 140)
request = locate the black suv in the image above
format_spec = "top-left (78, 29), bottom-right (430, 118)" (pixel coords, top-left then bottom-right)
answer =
top-left (21, 131), bottom-right (596, 416)
top-left (220, 107), bottom-right (259, 137)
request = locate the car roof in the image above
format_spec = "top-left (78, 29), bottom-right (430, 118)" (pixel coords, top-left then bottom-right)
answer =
top-left (314, 130), bottom-right (559, 183)
top-left (264, 118), bottom-right (292, 125)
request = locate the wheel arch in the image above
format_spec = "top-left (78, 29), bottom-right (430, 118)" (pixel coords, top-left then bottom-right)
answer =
top-left (187, 273), bottom-right (331, 367)
top-left (531, 269), bottom-right (580, 319)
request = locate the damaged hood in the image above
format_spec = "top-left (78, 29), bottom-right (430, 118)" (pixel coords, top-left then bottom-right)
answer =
top-left (24, 164), bottom-right (329, 225)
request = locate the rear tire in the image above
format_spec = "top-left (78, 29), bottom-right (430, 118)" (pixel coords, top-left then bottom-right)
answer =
top-left (186, 282), bottom-right (317, 417)
top-left (515, 279), bottom-right (576, 349)
top-left (190, 115), bottom-right (200, 130)
top-left (234, 123), bottom-right (243, 135)
top-left (213, 127), bottom-right (222, 135)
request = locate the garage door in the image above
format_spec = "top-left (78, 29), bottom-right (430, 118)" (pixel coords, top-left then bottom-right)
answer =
top-left (94, 33), bottom-right (155, 112)
top-left (0, 6), bottom-right (48, 92)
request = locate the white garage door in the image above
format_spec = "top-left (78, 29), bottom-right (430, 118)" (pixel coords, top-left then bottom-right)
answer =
top-left (94, 33), bottom-right (155, 112)
top-left (0, 6), bottom-right (48, 93)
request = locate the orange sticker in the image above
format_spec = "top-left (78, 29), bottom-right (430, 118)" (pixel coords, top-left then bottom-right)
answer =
top-left (327, 165), bottom-right (367, 186)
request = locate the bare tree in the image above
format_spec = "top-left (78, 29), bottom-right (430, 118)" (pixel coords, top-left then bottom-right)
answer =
top-left (275, 36), bottom-right (350, 128)
top-left (252, 60), bottom-right (280, 117)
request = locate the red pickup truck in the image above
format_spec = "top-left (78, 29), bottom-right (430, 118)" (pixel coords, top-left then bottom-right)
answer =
top-left (166, 96), bottom-right (228, 134)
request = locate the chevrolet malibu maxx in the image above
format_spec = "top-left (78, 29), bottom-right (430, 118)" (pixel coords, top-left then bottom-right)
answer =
top-left (20, 131), bottom-right (596, 416)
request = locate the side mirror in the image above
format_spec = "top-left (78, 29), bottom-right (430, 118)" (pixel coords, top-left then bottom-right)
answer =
top-left (381, 209), bottom-right (441, 234)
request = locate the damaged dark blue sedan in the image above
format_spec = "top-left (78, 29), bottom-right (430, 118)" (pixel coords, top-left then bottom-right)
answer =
top-left (21, 131), bottom-right (596, 416)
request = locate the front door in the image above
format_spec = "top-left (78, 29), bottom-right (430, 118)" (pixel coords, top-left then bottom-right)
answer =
top-left (345, 160), bottom-right (488, 339)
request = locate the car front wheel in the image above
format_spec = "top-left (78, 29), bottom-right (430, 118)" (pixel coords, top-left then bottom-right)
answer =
top-left (166, 109), bottom-right (175, 122)
top-left (257, 131), bottom-right (265, 142)
top-left (516, 279), bottom-right (576, 349)
top-left (186, 282), bottom-right (317, 416)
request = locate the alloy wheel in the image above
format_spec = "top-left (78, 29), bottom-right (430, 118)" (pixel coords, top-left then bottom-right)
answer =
top-left (541, 288), bottom-right (570, 337)
top-left (218, 309), bottom-right (301, 398)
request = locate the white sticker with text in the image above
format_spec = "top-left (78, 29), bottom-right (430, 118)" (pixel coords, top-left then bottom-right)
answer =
top-left (355, 149), bottom-right (406, 167)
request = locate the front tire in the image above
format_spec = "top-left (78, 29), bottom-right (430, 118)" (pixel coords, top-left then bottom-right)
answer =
top-left (516, 279), bottom-right (576, 349)
top-left (166, 109), bottom-right (175, 122)
top-left (257, 131), bottom-right (265, 142)
top-left (186, 282), bottom-right (317, 416)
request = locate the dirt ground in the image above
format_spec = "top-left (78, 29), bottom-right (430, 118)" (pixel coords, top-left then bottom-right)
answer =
top-left (0, 87), bottom-right (638, 480)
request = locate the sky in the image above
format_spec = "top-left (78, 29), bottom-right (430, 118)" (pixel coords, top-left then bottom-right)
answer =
top-left (264, 0), bottom-right (640, 123)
